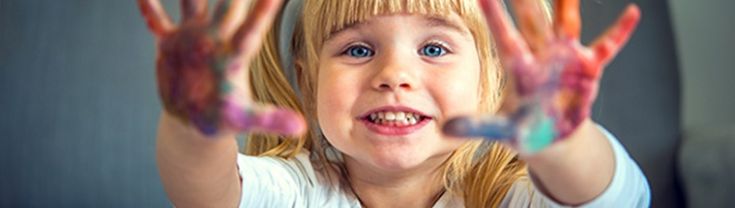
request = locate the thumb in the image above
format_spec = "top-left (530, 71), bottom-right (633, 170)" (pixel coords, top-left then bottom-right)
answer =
top-left (221, 100), bottom-right (307, 137)
top-left (442, 115), bottom-right (514, 140)
top-left (443, 103), bottom-right (559, 154)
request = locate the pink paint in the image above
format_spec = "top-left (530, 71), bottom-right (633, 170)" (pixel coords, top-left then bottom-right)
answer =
top-left (448, 0), bottom-right (642, 152)
top-left (138, 0), bottom-right (305, 137)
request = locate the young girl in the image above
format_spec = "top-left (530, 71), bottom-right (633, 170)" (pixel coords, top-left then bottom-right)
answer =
top-left (139, 0), bottom-right (650, 207)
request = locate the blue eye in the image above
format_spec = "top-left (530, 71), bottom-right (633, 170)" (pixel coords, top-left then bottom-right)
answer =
top-left (421, 44), bottom-right (447, 57)
top-left (345, 45), bottom-right (374, 58)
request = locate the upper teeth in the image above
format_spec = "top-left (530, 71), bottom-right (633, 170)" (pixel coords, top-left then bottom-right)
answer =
top-left (369, 111), bottom-right (421, 125)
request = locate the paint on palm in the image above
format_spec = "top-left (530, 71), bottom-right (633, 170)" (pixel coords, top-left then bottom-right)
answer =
top-left (443, 0), bottom-right (641, 154)
top-left (138, 0), bottom-right (305, 137)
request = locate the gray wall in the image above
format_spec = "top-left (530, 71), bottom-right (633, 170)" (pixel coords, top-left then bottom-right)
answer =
top-left (0, 1), bottom-right (169, 207)
top-left (0, 0), bottom-right (685, 207)
top-left (669, 0), bottom-right (735, 207)
top-left (579, 0), bottom-right (683, 207)
top-left (670, 0), bottom-right (735, 129)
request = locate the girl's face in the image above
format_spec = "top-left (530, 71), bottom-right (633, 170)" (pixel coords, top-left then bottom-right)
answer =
top-left (317, 13), bottom-right (482, 172)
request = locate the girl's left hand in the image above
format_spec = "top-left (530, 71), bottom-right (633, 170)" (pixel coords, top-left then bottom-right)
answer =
top-left (443, 0), bottom-right (641, 153)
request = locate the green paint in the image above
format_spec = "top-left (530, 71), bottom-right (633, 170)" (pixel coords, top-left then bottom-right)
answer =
top-left (220, 81), bottom-right (233, 94)
top-left (526, 115), bottom-right (556, 153)
top-left (211, 55), bottom-right (234, 94)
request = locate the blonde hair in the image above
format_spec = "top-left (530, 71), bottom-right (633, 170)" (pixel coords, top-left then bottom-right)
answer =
top-left (246, 0), bottom-right (550, 206)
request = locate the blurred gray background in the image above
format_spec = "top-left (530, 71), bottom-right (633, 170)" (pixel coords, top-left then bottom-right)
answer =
top-left (0, 0), bottom-right (732, 207)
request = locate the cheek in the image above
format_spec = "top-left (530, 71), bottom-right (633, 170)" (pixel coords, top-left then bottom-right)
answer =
top-left (316, 72), bottom-right (339, 124)
top-left (433, 65), bottom-right (483, 116)
top-left (315, 69), bottom-right (358, 139)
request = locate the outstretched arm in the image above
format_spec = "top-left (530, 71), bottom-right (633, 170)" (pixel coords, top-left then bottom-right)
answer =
top-left (138, 0), bottom-right (304, 206)
top-left (444, 0), bottom-right (642, 204)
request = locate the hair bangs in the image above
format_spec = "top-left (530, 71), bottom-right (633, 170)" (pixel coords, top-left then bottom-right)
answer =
top-left (304, 0), bottom-right (478, 49)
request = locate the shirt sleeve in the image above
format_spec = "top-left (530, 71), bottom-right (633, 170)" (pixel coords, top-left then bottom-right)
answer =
top-left (501, 125), bottom-right (652, 208)
top-left (236, 153), bottom-right (308, 208)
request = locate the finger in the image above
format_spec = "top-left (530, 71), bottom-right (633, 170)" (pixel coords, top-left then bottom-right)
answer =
top-left (554, 0), bottom-right (581, 39)
top-left (510, 0), bottom-right (553, 52)
top-left (442, 115), bottom-right (514, 139)
top-left (137, 0), bottom-right (175, 37)
top-left (181, 0), bottom-right (209, 22)
top-left (477, 0), bottom-right (530, 59)
top-left (222, 99), bottom-right (306, 136)
top-left (232, 0), bottom-right (284, 59)
top-left (212, 0), bottom-right (249, 40)
top-left (590, 4), bottom-right (641, 69)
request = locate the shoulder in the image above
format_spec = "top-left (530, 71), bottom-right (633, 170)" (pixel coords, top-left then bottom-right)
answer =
top-left (500, 176), bottom-right (563, 207)
top-left (236, 151), bottom-right (361, 207)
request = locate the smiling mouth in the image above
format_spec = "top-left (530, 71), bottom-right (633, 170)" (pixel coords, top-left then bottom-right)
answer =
top-left (358, 108), bottom-right (433, 136)
top-left (364, 111), bottom-right (430, 126)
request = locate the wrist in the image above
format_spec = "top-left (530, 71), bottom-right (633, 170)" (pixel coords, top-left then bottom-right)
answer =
top-left (521, 118), bottom-right (595, 163)
top-left (157, 111), bottom-right (237, 152)
top-left (521, 119), bottom-right (615, 204)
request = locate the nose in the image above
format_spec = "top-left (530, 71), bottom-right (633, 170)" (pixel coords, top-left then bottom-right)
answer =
top-left (370, 50), bottom-right (420, 92)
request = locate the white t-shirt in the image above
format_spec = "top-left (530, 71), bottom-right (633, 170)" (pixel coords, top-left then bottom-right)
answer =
top-left (237, 127), bottom-right (651, 207)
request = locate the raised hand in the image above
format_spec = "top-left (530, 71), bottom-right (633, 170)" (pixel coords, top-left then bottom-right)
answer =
top-left (138, 0), bottom-right (305, 137)
top-left (443, 0), bottom-right (640, 153)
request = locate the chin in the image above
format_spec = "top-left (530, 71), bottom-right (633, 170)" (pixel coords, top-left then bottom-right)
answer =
top-left (362, 142), bottom-right (456, 172)
top-left (332, 123), bottom-right (465, 172)
top-left (368, 150), bottom-right (429, 170)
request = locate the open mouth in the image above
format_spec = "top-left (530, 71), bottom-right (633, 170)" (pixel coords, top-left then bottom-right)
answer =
top-left (363, 111), bottom-right (431, 126)
top-left (358, 107), bottom-right (433, 135)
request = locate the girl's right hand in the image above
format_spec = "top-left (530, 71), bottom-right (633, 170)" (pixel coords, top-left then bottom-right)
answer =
top-left (138, 0), bottom-right (305, 137)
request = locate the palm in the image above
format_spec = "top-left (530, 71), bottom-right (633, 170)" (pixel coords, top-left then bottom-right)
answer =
top-left (510, 39), bottom-right (599, 140)
top-left (444, 0), bottom-right (640, 153)
top-left (139, 0), bottom-right (305, 136)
